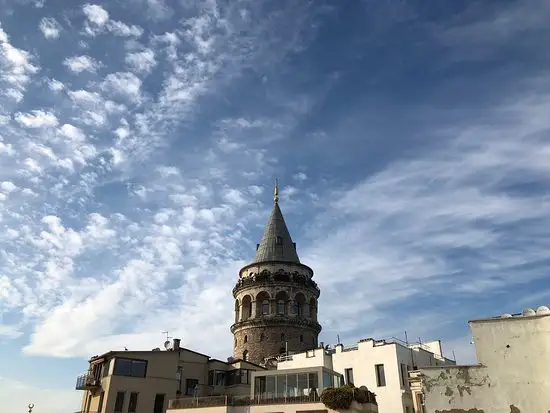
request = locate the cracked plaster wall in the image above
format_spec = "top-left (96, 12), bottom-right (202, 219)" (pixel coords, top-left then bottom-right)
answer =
top-left (420, 314), bottom-right (550, 413)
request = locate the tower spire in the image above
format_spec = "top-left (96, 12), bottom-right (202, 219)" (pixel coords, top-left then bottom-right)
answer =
top-left (274, 178), bottom-right (279, 203)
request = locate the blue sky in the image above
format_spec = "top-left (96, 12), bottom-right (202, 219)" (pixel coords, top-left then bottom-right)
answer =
top-left (1, 0), bottom-right (550, 411)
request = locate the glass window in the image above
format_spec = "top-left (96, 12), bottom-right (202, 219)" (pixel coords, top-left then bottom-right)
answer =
top-left (153, 394), bottom-right (165, 413)
top-left (276, 374), bottom-right (287, 397)
top-left (97, 391), bottom-right (104, 413)
top-left (114, 392), bottom-right (125, 413)
top-left (297, 373), bottom-right (308, 396)
top-left (375, 364), bottom-right (386, 387)
top-left (186, 378), bottom-right (199, 395)
top-left (215, 371), bottom-right (226, 386)
top-left (277, 300), bottom-right (285, 314)
top-left (308, 372), bottom-right (319, 390)
top-left (266, 376), bottom-right (276, 398)
top-left (113, 358), bottom-right (147, 378)
top-left (287, 373), bottom-right (297, 397)
top-left (240, 369), bottom-right (249, 385)
top-left (128, 392), bottom-right (139, 413)
top-left (345, 368), bottom-right (354, 385)
top-left (254, 376), bottom-right (266, 397)
top-left (323, 370), bottom-right (332, 388)
top-left (262, 300), bottom-right (270, 315)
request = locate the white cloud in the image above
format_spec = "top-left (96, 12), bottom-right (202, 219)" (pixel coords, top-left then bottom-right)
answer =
top-left (58, 124), bottom-right (86, 141)
top-left (14, 110), bottom-right (58, 128)
top-left (0, 23), bottom-right (39, 95)
top-left (82, 3), bottom-right (109, 27)
top-left (63, 55), bottom-right (99, 73)
top-left (293, 172), bottom-right (308, 182)
top-left (38, 17), bottom-right (62, 39)
top-left (47, 78), bottom-right (64, 92)
top-left (107, 20), bottom-right (143, 37)
top-left (125, 48), bottom-right (156, 73)
top-left (100, 72), bottom-right (142, 101)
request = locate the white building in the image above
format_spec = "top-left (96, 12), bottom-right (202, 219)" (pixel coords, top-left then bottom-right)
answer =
top-left (276, 337), bottom-right (455, 413)
top-left (411, 306), bottom-right (550, 413)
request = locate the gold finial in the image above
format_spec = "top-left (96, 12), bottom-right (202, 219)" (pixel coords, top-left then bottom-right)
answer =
top-left (274, 179), bottom-right (279, 203)
top-left (28, 404), bottom-right (34, 413)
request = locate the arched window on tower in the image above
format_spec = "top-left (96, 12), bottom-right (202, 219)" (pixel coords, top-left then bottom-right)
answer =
top-left (294, 293), bottom-right (306, 316)
top-left (244, 335), bottom-right (248, 343)
top-left (243, 350), bottom-right (249, 361)
top-left (262, 300), bottom-right (270, 315)
top-left (276, 291), bottom-right (289, 315)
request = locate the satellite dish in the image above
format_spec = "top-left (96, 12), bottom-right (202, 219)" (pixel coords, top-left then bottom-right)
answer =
top-left (164, 340), bottom-right (172, 350)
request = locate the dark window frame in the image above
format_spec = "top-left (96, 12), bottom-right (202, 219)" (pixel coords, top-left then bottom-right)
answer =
top-left (128, 392), bottom-right (139, 413)
top-left (344, 368), bottom-right (354, 385)
top-left (153, 393), bottom-right (165, 413)
top-left (185, 378), bottom-right (199, 396)
top-left (375, 364), bottom-right (386, 387)
top-left (114, 391), bottom-right (125, 413)
top-left (113, 357), bottom-right (148, 378)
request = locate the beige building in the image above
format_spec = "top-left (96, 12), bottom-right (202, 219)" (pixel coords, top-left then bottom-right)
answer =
top-left (410, 306), bottom-right (550, 413)
top-left (231, 183), bottom-right (322, 365)
top-left (168, 365), bottom-right (378, 413)
top-left (275, 337), bottom-right (455, 413)
top-left (76, 338), bottom-right (264, 413)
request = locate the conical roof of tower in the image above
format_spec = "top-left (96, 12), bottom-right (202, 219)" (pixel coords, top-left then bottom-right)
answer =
top-left (251, 182), bottom-right (300, 264)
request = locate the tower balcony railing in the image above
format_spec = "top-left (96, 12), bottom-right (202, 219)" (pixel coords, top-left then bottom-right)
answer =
top-left (233, 273), bottom-right (320, 296)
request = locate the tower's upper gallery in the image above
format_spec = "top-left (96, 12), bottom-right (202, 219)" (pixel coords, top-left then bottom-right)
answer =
top-left (250, 180), bottom-right (300, 265)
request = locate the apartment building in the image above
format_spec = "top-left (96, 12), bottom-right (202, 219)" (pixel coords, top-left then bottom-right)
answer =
top-left (275, 337), bottom-right (455, 413)
top-left (411, 305), bottom-right (550, 413)
top-left (76, 338), bottom-right (264, 413)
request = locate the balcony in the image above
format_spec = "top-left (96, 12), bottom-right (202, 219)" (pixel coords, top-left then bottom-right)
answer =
top-left (75, 371), bottom-right (101, 391)
top-left (168, 393), bottom-right (322, 410)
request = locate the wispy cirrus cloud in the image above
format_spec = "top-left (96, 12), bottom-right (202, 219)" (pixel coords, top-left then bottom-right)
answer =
top-left (1, 1), bottom-right (550, 412)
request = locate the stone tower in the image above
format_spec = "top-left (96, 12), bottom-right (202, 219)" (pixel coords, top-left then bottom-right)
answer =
top-left (231, 181), bottom-right (322, 365)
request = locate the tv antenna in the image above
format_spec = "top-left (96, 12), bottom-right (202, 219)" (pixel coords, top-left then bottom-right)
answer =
top-left (163, 331), bottom-right (172, 350)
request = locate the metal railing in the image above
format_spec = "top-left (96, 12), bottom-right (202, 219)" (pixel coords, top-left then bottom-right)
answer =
top-left (168, 393), bottom-right (322, 409)
top-left (75, 372), bottom-right (101, 390)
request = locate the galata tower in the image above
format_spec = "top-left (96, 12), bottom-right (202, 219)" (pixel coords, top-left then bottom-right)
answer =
top-left (231, 181), bottom-right (322, 365)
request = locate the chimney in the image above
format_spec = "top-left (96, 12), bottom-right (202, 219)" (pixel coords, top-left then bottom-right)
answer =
top-left (173, 338), bottom-right (181, 351)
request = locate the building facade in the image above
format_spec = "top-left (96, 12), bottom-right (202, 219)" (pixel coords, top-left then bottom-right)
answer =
top-left (411, 306), bottom-right (550, 413)
top-left (76, 338), bottom-right (264, 413)
top-left (231, 183), bottom-right (322, 365)
top-left (276, 337), bottom-right (455, 413)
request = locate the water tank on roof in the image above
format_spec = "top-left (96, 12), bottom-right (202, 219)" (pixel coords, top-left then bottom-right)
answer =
top-left (522, 308), bottom-right (536, 316)
top-left (536, 306), bottom-right (550, 315)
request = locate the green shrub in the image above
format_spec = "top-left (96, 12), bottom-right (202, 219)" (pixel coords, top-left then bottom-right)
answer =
top-left (320, 385), bottom-right (377, 410)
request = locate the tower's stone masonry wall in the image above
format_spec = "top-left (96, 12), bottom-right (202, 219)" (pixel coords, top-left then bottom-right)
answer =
top-left (233, 323), bottom-right (319, 365)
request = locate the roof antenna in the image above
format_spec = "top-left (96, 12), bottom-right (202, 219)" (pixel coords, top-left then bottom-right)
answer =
top-left (274, 178), bottom-right (279, 203)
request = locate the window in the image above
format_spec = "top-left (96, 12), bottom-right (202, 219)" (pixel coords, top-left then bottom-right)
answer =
top-left (215, 371), bottom-right (226, 386)
top-left (277, 300), bottom-right (285, 314)
top-left (185, 378), bottom-right (199, 395)
top-left (262, 300), bottom-right (270, 315)
top-left (400, 363), bottom-right (408, 387)
top-left (97, 391), bottom-right (104, 413)
top-left (153, 394), bottom-right (165, 413)
top-left (244, 335), bottom-right (248, 343)
top-left (344, 368), bottom-right (354, 385)
top-left (260, 333), bottom-right (265, 341)
top-left (375, 364), bottom-right (386, 387)
top-left (243, 350), bottom-right (249, 361)
top-left (300, 334), bottom-right (304, 343)
top-left (128, 392), bottom-right (139, 413)
top-left (114, 391), bottom-right (125, 413)
top-left (276, 236), bottom-right (283, 245)
top-left (281, 333), bottom-right (285, 341)
top-left (227, 369), bottom-right (250, 385)
top-left (113, 358), bottom-right (147, 378)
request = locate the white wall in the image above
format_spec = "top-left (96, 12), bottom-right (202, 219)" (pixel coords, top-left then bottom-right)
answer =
top-left (421, 309), bottom-right (550, 413)
top-left (277, 348), bottom-right (332, 370)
